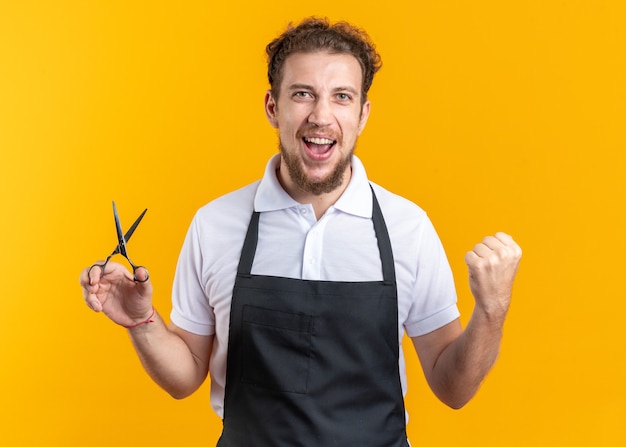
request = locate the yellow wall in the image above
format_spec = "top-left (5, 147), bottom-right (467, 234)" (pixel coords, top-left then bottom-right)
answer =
top-left (1, 1), bottom-right (624, 445)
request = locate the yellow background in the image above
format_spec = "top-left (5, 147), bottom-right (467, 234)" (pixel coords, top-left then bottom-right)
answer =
top-left (1, 0), bottom-right (624, 445)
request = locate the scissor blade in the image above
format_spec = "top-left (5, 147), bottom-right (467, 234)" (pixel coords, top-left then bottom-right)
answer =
top-left (112, 201), bottom-right (129, 257)
top-left (108, 207), bottom-right (148, 256)
top-left (123, 208), bottom-right (147, 244)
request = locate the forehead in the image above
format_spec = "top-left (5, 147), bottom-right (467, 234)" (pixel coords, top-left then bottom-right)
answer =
top-left (280, 51), bottom-right (363, 91)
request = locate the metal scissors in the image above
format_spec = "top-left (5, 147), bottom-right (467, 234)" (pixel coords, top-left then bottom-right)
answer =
top-left (89, 201), bottom-right (149, 282)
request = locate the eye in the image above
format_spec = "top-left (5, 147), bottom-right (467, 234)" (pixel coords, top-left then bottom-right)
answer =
top-left (336, 93), bottom-right (352, 102)
top-left (294, 91), bottom-right (312, 99)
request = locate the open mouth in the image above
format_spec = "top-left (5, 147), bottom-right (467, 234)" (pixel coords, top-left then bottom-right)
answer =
top-left (303, 136), bottom-right (336, 159)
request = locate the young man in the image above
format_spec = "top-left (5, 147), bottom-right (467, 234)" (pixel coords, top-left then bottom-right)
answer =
top-left (81, 17), bottom-right (522, 446)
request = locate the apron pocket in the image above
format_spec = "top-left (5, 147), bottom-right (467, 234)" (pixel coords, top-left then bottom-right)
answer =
top-left (241, 305), bottom-right (313, 394)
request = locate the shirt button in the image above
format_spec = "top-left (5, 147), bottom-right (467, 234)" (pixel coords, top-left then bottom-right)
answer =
top-left (300, 207), bottom-right (308, 214)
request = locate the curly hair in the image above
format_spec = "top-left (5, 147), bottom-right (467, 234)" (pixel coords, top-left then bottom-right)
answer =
top-left (266, 17), bottom-right (382, 104)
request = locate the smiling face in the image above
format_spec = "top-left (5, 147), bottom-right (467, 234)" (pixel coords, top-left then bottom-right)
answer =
top-left (265, 51), bottom-right (371, 198)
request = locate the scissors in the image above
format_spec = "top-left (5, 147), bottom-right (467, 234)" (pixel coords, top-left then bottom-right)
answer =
top-left (89, 201), bottom-right (149, 282)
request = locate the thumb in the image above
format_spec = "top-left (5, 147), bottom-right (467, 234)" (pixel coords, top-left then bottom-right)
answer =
top-left (133, 266), bottom-right (151, 284)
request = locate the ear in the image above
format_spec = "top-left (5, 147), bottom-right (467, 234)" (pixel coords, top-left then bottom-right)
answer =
top-left (264, 90), bottom-right (279, 128)
top-left (357, 99), bottom-right (371, 135)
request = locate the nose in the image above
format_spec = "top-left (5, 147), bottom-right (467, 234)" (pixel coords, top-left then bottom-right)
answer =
top-left (308, 98), bottom-right (333, 127)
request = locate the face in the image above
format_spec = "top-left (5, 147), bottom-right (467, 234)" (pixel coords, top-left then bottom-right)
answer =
top-left (265, 51), bottom-right (370, 197)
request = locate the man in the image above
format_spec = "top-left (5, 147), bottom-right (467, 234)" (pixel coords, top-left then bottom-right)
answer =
top-left (80, 17), bottom-right (522, 446)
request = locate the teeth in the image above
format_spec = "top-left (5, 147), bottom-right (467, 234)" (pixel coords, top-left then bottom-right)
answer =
top-left (305, 137), bottom-right (334, 145)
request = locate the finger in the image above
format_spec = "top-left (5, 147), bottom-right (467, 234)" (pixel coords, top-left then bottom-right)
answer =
top-left (134, 266), bottom-right (150, 283)
top-left (84, 294), bottom-right (103, 312)
top-left (79, 268), bottom-right (91, 288)
top-left (80, 264), bottom-right (106, 312)
top-left (480, 235), bottom-right (504, 252)
top-left (87, 264), bottom-right (104, 286)
top-left (494, 232), bottom-right (514, 245)
top-left (469, 241), bottom-right (493, 259)
top-left (464, 249), bottom-right (480, 266)
top-left (131, 267), bottom-right (153, 300)
top-left (487, 233), bottom-right (522, 261)
top-left (80, 277), bottom-right (103, 312)
top-left (496, 232), bottom-right (523, 259)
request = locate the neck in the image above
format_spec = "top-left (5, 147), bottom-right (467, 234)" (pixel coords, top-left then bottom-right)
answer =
top-left (276, 164), bottom-right (352, 220)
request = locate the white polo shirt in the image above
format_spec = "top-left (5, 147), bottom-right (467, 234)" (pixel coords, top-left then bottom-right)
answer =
top-left (171, 154), bottom-right (459, 417)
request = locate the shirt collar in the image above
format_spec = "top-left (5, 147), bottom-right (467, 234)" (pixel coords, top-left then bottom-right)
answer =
top-left (254, 154), bottom-right (373, 218)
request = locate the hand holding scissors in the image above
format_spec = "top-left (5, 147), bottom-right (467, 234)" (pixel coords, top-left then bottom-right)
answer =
top-left (88, 201), bottom-right (149, 282)
top-left (81, 202), bottom-right (153, 327)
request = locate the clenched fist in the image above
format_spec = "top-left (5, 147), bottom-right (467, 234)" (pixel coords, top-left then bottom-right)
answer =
top-left (465, 232), bottom-right (522, 320)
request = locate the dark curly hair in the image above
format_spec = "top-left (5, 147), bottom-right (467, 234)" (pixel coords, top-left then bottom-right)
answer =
top-left (266, 17), bottom-right (382, 104)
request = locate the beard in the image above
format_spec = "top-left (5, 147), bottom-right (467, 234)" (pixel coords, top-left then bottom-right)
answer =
top-left (279, 140), bottom-right (354, 196)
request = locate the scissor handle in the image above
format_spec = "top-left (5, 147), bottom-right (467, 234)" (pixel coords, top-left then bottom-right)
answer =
top-left (131, 265), bottom-right (150, 283)
top-left (88, 256), bottom-right (149, 283)
top-left (88, 255), bottom-right (113, 281)
top-left (126, 257), bottom-right (150, 283)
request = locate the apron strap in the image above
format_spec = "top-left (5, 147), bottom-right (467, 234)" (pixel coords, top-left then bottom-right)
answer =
top-left (237, 186), bottom-right (396, 284)
top-left (371, 185), bottom-right (397, 285)
top-left (237, 211), bottom-right (260, 276)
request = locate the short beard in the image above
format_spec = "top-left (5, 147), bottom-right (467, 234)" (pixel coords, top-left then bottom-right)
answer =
top-left (279, 141), bottom-right (353, 196)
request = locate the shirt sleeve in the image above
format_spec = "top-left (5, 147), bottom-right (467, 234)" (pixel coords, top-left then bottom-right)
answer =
top-left (403, 216), bottom-right (460, 337)
top-left (170, 214), bottom-right (216, 336)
